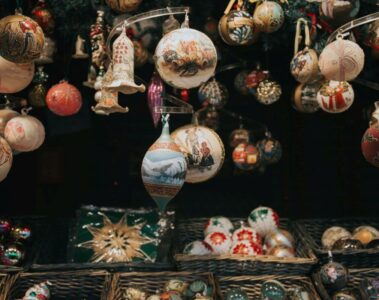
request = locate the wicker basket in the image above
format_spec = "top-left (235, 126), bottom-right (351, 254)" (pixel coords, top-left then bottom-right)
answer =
top-left (174, 218), bottom-right (317, 275)
top-left (217, 275), bottom-right (321, 300)
top-left (295, 218), bottom-right (379, 267)
top-left (111, 272), bottom-right (216, 300)
top-left (313, 268), bottom-right (379, 300)
top-left (1, 270), bottom-right (112, 300)
top-left (0, 273), bottom-right (8, 297)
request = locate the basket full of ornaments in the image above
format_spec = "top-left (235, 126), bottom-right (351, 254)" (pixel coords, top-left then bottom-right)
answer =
top-left (174, 206), bottom-right (317, 275)
top-left (294, 218), bottom-right (379, 268)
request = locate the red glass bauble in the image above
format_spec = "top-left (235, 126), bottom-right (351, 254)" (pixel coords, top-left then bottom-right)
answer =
top-left (362, 123), bottom-right (379, 167)
top-left (46, 81), bottom-right (82, 116)
top-left (31, 1), bottom-right (55, 35)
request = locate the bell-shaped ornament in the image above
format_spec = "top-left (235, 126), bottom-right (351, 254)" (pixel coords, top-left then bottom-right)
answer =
top-left (72, 35), bottom-right (89, 59)
top-left (103, 28), bottom-right (145, 94)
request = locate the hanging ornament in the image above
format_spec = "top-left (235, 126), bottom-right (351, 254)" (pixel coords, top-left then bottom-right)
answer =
top-left (319, 37), bottom-right (364, 82)
top-left (46, 80), bottom-right (82, 116)
top-left (104, 27), bottom-right (145, 94)
top-left (204, 231), bottom-right (232, 254)
top-left (0, 137), bottom-right (12, 182)
top-left (320, 0), bottom-right (360, 28)
top-left (162, 14), bottom-right (180, 35)
top-left (321, 226), bottom-right (352, 249)
top-left (229, 127), bottom-right (250, 148)
top-left (197, 106), bottom-right (220, 131)
top-left (31, 0), bottom-right (55, 35)
top-left (2, 243), bottom-right (24, 265)
top-left (171, 124), bottom-right (225, 183)
top-left (198, 78), bottom-right (229, 109)
top-left (245, 68), bottom-right (269, 97)
top-left (11, 226), bottom-right (31, 241)
top-left (0, 107), bottom-right (20, 136)
top-left (22, 281), bottom-right (51, 300)
top-left (0, 12), bottom-right (45, 64)
top-left (248, 206), bottom-right (279, 237)
top-left (257, 135), bottom-right (282, 165)
top-left (90, 10), bottom-right (108, 70)
top-left (134, 40), bottom-right (149, 68)
top-left (256, 80), bottom-right (282, 105)
top-left (35, 36), bottom-right (56, 65)
top-left (183, 240), bottom-right (213, 255)
top-left (367, 20), bottom-right (379, 60)
top-left (230, 240), bottom-right (262, 255)
top-left (154, 14), bottom-right (217, 89)
top-left (320, 252), bottom-right (349, 292)
top-left (0, 56), bottom-right (34, 93)
top-left (353, 226), bottom-right (379, 246)
top-left (141, 115), bottom-right (187, 212)
top-left (291, 82), bottom-right (321, 113)
top-left (28, 66), bottom-right (48, 108)
top-left (232, 143), bottom-right (261, 171)
top-left (4, 110), bottom-right (45, 152)
top-left (253, 1), bottom-right (284, 33)
top-left (204, 216), bottom-right (234, 236)
top-left (147, 72), bottom-right (165, 127)
top-left (317, 80), bottom-right (354, 113)
top-left (234, 70), bottom-right (250, 96)
top-left (232, 224), bottom-right (262, 244)
top-left (362, 121), bottom-right (379, 168)
top-left (0, 219), bottom-right (11, 235)
top-left (105, 0), bottom-right (143, 13)
top-left (261, 280), bottom-right (287, 300)
top-left (72, 35), bottom-right (89, 59)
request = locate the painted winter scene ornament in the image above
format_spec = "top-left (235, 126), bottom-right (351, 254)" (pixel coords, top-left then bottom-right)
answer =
top-left (171, 124), bottom-right (225, 183)
top-left (317, 81), bottom-right (354, 113)
top-left (204, 216), bottom-right (234, 236)
top-left (141, 115), bottom-right (187, 212)
top-left (248, 206), bottom-right (279, 236)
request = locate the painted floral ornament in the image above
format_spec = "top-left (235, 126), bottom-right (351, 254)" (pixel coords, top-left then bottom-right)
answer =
top-left (256, 80), bottom-right (282, 105)
top-left (46, 80), bottom-right (82, 116)
top-left (261, 280), bottom-right (287, 300)
top-left (317, 81), bottom-right (354, 113)
top-left (0, 56), bottom-right (34, 94)
top-left (171, 124), bottom-right (225, 183)
top-left (183, 240), bottom-right (213, 255)
top-left (292, 82), bottom-right (321, 113)
top-left (321, 226), bottom-right (352, 249)
top-left (141, 115), bottom-right (187, 212)
top-left (230, 240), bottom-right (262, 255)
top-left (232, 223), bottom-right (262, 244)
top-left (257, 136), bottom-right (282, 165)
top-left (0, 137), bottom-right (13, 182)
top-left (198, 78), bottom-right (229, 109)
top-left (248, 206), bottom-right (279, 236)
top-left (204, 231), bottom-right (232, 254)
top-left (0, 107), bottom-right (20, 136)
top-left (105, 0), bottom-right (143, 13)
top-left (362, 122), bottom-right (379, 168)
top-left (253, 1), bottom-right (284, 33)
top-left (204, 216), bottom-right (234, 236)
top-left (319, 37), bottom-right (364, 82)
top-left (147, 72), bottom-right (165, 127)
top-left (232, 143), bottom-right (261, 171)
top-left (22, 281), bottom-right (51, 300)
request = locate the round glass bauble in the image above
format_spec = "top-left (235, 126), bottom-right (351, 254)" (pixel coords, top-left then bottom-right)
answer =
top-left (232, 143), bottom-right (261, 171)
top-left (46, 81), bottom-right (82, 116)
top-left (253, 1), bottom-right (284, 33)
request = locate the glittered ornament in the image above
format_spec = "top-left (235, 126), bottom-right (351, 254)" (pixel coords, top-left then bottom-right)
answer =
top-left (256, 80), bottom-right (282, 105)
top-left (0, 219), bottom-right (11, 235)
top-left (320, 0), bottom-right (360, 28)
top-left (257, 137), bottom-right (282, 165)
top-left (204, 216), bottom-right (234, 236)
top-left (232, 143), bottom-right (261, 171)
top-left (332, 238), bottom-right (363, 251)
top-left (31, 0), bottom-right (55, 35)
top-left (267, 245), bottom-right (295, 258)
top-left (28, 66), bottom-right (48, 107)
top-left (106, 0), bottom-right (143, 13)
top-left (204, 231), bottom-right (232, 254)
top-left (141, 115), bottom-right (187, 212)
top-left (198, 78), bottom-right (228, 109)
top-left (261, 280), bottom-right (287, 300)
top-left (245, 69), bottom-right (269, 96)
top-left (352, 226), bottom-right (379, 245)
top-left (234, 70), bottom-right (249, 96)
top-left (0, 56), bottom-right (34, 93)
top-left (229, 128), bottom-right (250, 148)
top-left (230, 240), bottom-right (262, 255)
top-left (147, 72), bottom-right (165, 127)
top-left (46, 80), bottom-right (82, 116)
top-left (319, 38), bottom-right (364, 82)
top-left (11, 226), bottom-right (31, 241)
top-left (183, 240), bottom-right (213, 255)
top-left (224, 288), bottom-right (248, 300)
top-left (292, 82), bottom-right (321, 113)
top-left (2, 243), bottom-right (24, 266)
top-left (362, 123), bottom-right (379, 168)
top-left (0, 13), bottom-right (45, 63)
top-left (322, 226), bottom-right (352, 249)
top-left (248, 206), bottom-right (279, 236)
top-left (22, 281), bottom-right (51, 300)
top-left (264, 229), bottom-right (295, 251)
top-left (171, 124), bottom-right (225, 183)
top-left (232, 224), bottom-right (262, 244)
top-left (320, 253), bottom-right (349, 292)
top-left (253, 1), bottom-right (284, 33)
top-left (0, 108), bottom-right (19, 136)
top-left (154, 27), bottom-right (217, 89)
top-left (317, 81), bottom-right (354, 113)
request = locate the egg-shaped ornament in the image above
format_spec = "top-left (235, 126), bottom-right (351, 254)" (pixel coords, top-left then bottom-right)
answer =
top-left (248, 206), bottom-right (279, 237)
top-left (234, 70), bottom-right (250, 96)
top-left (154, 24), bottom-right (217, 89)
top-left (230, 240), bottom-right (262, 255)
top-left (321, 226), bottom-right (352, 249)
top-left (198, 78), bottom-right (228, 109)
top-left (183, 240), bottom-right (213, 255)
top-left (141, 115), bottom-right (187, 212)
top-left (232, 143), bottom-right (261, 171)
top-left (0, 13), bottom-right (45, 63)
top-left (229, 128), bottom-right (250, 148)
top-left (290, 48), bottom-right (320, 84)
top-left (317, 81), bottom-right (354, 113)
top-left (105, 0), bottom-right (143, 13)
top-left (256, 80), bottom-right (282, 105)
top-left (253, 1), bottom-right (284, 33)
top-left (361, 123), bottom-right (379, 168)
top-left (320, 0), bottom-right (360, 28)
top-left (204, 231), bottom-right (232, 254)
top-left (0, 108), bottom-right (20, 136)
top-left (292, 82), bottom-right (321, 113)
top-left (31, 0), bottom-right (55, 35)
top-left (218, 10), bottom-right (258, 46)
top-left (232, 224), bottom-right (262, 245)
top-left (0, 137), bottom-right (13, 182)
top-left (352, 226), bottom-right (379, 245)
top-left (319, 38), bottom-right (364, 82)
top-left (46, 80), bottom-right (82, 117)
top-left (204, 216), bottom-right (234, 236)
top-left (257, 137), bottom-right (282, 165)
top-left (0, 56), bottom-right (34, 94)
top-left (171, 124), bottom-right (225, 183)
top-left (320, 253), bottom-right (349, 292)
top-left (4, 111), bottom-right (45, 152)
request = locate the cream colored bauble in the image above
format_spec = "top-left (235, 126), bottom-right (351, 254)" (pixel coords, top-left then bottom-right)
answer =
top-left (253, 1), bottom-right (284, 33)
top-left (0, 57), bottom-right (34, 93)
top-left (319, 38), bottom-right (364, 81)
top-left (154, 28), bottom-right (217, 89)
top-left (0, 108), bottom-right (20, 136)
top-left (0, 137), bottom-right (12, 182)
top-left (4, 113), bottom-right (45, 152)
top-left (290, 48), bottom-right (320, 84)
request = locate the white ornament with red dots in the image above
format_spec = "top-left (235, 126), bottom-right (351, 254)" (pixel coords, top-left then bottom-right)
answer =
top-left (183, 240), bottom-right (213, 255)
top-left (248, 206), bottom-right (279, 237)
top-left (204, 231), bottom-right (232, 254)
top-left (230, 240), bottom-right (263, 255)
top-left (204, 216), bottom-right (234, 236)
top-left (232, 225), bottom-right (262, 245)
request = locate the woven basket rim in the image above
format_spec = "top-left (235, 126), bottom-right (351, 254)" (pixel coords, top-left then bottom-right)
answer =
top-left (16, 270), bottom-right (111, 278)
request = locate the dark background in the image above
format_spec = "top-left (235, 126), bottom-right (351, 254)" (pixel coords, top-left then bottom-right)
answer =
top-left (0, 0), bottom-right (378, 220)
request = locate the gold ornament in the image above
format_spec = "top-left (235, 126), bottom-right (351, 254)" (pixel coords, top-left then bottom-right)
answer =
top-left (256, 80), bottom-right (282, 105)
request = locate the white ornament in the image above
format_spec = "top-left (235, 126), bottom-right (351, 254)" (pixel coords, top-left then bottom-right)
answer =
top-left (204, 216), bottom-right (234, 236)
top-left (204, 231), bottom-right (232, 254)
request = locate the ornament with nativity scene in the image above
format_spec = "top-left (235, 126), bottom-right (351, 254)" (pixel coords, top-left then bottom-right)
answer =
top-left (253, 1), bottom-right (284, 33)
top-left (0, 56), bottom-right (34, 94)
top-left (317, 80), bottom-right (354, 113)
top-left (198, 77), bottom-right (229, 109)
top-left (319, 0), bottom-right (360, 28)
top-left (292, 82), bottom-right (321, 113)
top-left (22, 281), bottom-right (51, 300)
top-left (218, 0), bottom-right (259, 46)
top-left (362, 102), bottom-right (379, 168)
top-left (28, 66), bottom-right (49, 108)
top-left (147, 71), bottom-right (165, 128)
top-left (320, 251), bottom-right (349, 292)
top-left (257, 132), bottom-right (282, 165)
top-left (46, 80), bottom-right (82, 116)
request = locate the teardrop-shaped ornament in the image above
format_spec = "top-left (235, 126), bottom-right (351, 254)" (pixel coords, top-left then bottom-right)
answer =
top-left (147, 72), bottom-right (165, 127)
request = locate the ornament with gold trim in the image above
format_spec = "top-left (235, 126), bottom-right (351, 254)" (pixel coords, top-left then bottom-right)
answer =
top-left (317, 80), bottom-right (354, 113)
top-left (264, 229), bottom-right (295, 251)
top-left (253, 1), bottom-right (284, 33)
top-left (292, 82), bottom-right (321, 113)
top-left (232, 142), bottom-right (261, 171)
top-left (0, 56), bottom-right (34, 94)
top-left (198, 78), bottom-right (228, 109)
top-left (256, 80), bottom-right (282, 105)
top-left (28, 66), bottom-right (48, 108)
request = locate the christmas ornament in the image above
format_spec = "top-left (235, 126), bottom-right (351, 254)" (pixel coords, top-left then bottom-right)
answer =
top-left (0, 220), bottom-right (11, 235)
top-left (31, 0), bottom-right (55, 35)
top-left (104, 27), bottom-right (145, 94)
top-left (320, 0), bottom-right (360, 28)
top-left (162, 14), bottom-right (181, 35)
top-left (322, 226), bottom-right (352, 249)
top-left (232, 143), bottom-right (261, 171)
top-left (72, 35), bottom-right (89, 59)
top-left (197, 107), bottom-right (220, 131)
top-left (230, 240), bottom-right (262, 255)
top-left (0, 137), bottom-right (12, 182)
top-left (22, 281), bottom-right (51, 300)
top-left (0, 108), bottom-right (19, 136)
top-left (332, 238), bottom-right (363, 250)
top-left (368, 21), bottom-right (379, 59)
top-left (352, 226), bottom-right (379, 245)
top-left (122, 18), bottom-right (160, 51)
top-left (188, 280), bottom-right (210, 297)
top-left (106, 0), bottom-right (143, 13)
top-left (4, 112), bottom-right (45, 152)
top-left (183, 240), bottom-right (213, 255)
top-left (0, 13), bottom-right (45, 63)
top-left (245, 68), bottom-right (269, 96)
top-left (141, 115), bottom-right (187, 212)
top-left (362, 123), bottom-right (379, 168)
top-left (11, 226), bottom-right (31, 241)
top-left (234, 70), bottom-right (249, 96)
top-left (248, 206), bottom-right (279, 236)
top-left (292, 82), bottom-right (321, 113)
top-left (229, 128), bottom-right (250, 148)
top-left (171, 124), bottom-right (225, 183)
top-left (317, 81), bottom-right (354, 113)
top-left (320, 253), bottom-right (348, 292)
top-left (147, 72), bottom-right (165, 128)
top-left (198, 78), bottom-right (229, 109)
top-left (261, 280), bottom-right (287, 300)
top-left (2, 243), bottom-right (24, 265)
top-left (204, 216), bottom-right (234, 236)
top-left (0, 56), bottom-right (34, 93)
top-left (319, 37), bottom-right (364, 82)
top-left (204, 17), bottom-right (219, 42)
top-left (165, 279), bottom-right (188, 294)
top-left (253, 1), bottom-right (284, 33)
top-left (77, 213), bottom-right (155, 263)
top-left (90, 10), bottom-right (107, 69)
top-left (224, 288), bottom-right (248, 300)
top-left (264, 229), bottom-right (295, 250)
top-left (256, 80), bottom-right (282, 105)
top-left (267, 245), bottom-right (295, 258)
top-left (134, 40), bottom-right (149, 68)
top-left (232, 224), bottom-right (262, 244)
top-left (204, 231), bottom-right (232, 254)
top-left (154, 22), bottom-right (217, 89)
top-left (257, 137), bottom-right (282, 165)
top-left (124, 287), bottom-right (147, 300)
top-left (332, 289), bottom-right (358, 300)
top-left (28, 66), bottom-right (48, 107)
top-left (46, 80), bottom-right (82, 116)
